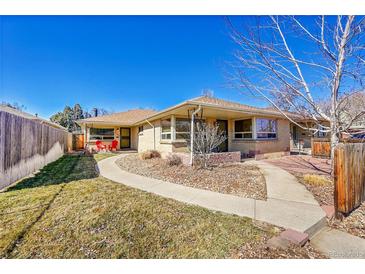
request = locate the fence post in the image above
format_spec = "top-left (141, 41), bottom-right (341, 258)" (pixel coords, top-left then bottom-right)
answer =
top-left (334, 142), bottom-right (365, 218)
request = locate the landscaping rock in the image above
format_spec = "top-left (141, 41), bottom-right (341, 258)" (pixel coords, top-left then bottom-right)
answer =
top-left (116, 154), bottom-right (267, 200)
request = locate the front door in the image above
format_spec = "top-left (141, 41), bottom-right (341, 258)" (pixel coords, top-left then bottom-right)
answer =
top-left (292, 125), bottom-right (298, 148)
top-left (216, 120), bottom-right (228, 152)
top-left (120, 128), bottom-right (131, 149)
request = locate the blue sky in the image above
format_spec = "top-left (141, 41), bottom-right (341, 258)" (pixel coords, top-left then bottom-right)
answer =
top-left (0, 16), bottom-right (266, 118)
top-left (2, 16), bottom-right (354, 119)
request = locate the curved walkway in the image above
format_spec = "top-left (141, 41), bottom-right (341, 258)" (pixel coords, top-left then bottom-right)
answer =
top-left (98, 154), bottom-right (326, 237)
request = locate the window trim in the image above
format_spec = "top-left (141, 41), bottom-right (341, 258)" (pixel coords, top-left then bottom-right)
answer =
top-left (234, 118), bottom-right (253, 140)
top-left (175, 118), bottom-right (191, 141)
top-left (255, 118), bottom-right (278, 140)
top-left (161, 118), bottom-right (172, 140)
top-left (89, 128), bottom-right (115, 141)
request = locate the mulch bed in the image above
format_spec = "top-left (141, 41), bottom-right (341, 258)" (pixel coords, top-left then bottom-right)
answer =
top-left (116, 154), bottom-right (267, 200)
top-left (329, 203), bottom-right (365, 239)
top-left (292, 172), bottom-right (334, 205)
top-left (233, 241), bottom-right (327, 259)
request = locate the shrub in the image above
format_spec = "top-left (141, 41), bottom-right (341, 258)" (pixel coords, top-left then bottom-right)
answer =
top-left (139, 150), bottom-right (161, 160)
top-left (303, 174), bottom-right (332, 186)
top-left (150, 150), bottom-right (161, 158)
top-left (166, 154), bottom-right (182, 166)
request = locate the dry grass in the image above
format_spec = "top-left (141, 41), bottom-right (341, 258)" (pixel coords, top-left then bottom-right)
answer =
top-left (0, 154), bottom-right (273, 258)
top-left (93, 153), bottom-right (119, 162)
top-left (0, 154), bottom-right (325, 258)
top-left (166, 154), bottom-right (183, 166)
top-left (303, 174), bottom-right (332, 187)
top-left (117, 154), bottom-right (267, 200)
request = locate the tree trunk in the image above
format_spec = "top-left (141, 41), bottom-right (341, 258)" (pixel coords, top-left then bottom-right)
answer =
top-left (330, 121), bottom-right (339, 159)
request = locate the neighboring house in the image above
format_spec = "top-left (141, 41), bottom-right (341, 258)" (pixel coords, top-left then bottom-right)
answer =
top-left (76, 96), bottom-right (327, 159)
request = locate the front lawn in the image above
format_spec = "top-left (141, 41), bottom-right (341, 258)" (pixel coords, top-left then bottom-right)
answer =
top-left (0, 154), bottom-right (324, 258)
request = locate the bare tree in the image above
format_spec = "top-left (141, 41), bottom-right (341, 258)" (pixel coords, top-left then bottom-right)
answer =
top-left (188, 122), bottom-right (227, 168)
top-left (319, 91), bottom-right (365, 133)
top-left (227, 16), bottom-right (365, 158)
top-left (1, 101), bottom-right (26, 111)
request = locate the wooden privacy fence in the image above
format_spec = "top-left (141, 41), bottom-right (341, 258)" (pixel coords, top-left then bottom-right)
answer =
top-left (0, 109), bottom-right (69, 189)
top-left (311, 138), bottom-right (365, 158)
top-left (334, 143), bottom-right (365, 215)
top-left (311, 138), bottom-right (331, 158)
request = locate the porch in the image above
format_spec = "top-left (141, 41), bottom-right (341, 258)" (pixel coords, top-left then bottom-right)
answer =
top-left (78, 123), bottom-right (139, 153)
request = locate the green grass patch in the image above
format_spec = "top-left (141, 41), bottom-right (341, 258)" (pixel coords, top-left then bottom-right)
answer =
top-left (0, 155), bottom-right (274, 258)
top-left (93, 153), bottom-right (119, 162)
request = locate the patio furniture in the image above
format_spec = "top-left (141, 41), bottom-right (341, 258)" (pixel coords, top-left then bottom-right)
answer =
top-left (95, 140), bottom-right (106, 152)
top-left (108, 140), bottom-right (118, 151)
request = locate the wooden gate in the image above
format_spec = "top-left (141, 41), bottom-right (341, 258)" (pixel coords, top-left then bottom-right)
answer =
top-left (334, 143), bottom-right (365, 214)
top-left (72, 134), bottom-right (84, 150)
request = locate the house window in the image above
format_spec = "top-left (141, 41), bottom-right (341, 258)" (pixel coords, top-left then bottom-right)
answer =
top-left (256, 118), bottom-right (277, 139)
top-left (89, 128), bottom-right (114, 141)
top-left (161, 118), bottom-right (171, 140)
top-left (234, 119), bottom-right (253, 139)
top-left (138, 126), bottom-right (144, 134)
top-left (175, 118), bottom-right (190, 140)
top-left (317, 125), bottom-right (326, 138)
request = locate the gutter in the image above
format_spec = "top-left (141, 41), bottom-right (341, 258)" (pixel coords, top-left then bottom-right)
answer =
top-left (145, 119), bottom-right (156, 150)
top-left (190, 105), bottom-right (202, 166)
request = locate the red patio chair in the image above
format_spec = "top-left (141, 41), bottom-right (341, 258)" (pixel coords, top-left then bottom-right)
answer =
top-left (95, 140), bottom-right (106, 152)
top-left (108, 140), bottom-right (118, 151)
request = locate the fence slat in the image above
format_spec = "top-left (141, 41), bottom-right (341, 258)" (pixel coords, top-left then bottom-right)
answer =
top-left (0, 110), bottom-right (68, 189)
top-left (334, 143), bottom-right (365, 215)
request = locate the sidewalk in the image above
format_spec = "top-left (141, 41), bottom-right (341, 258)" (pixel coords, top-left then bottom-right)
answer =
top-left (98, 154), bottom-right (365, 258)
top-left (98, 154), bottom-right (326, 236)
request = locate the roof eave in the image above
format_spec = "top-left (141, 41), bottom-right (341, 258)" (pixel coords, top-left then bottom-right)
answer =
top-left (132, 101), bottom-right (292, 125)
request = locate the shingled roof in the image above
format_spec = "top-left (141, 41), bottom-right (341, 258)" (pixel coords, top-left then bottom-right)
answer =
top-left (187, 96), bottom-right (288, 116)
top-left (77, 109), bottom-right (158, 125)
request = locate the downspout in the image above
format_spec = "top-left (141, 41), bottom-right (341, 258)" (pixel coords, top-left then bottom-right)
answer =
top-left (145, 119), bottom-right (156, 150)
top-left (190, 105), bottom-right (202, 166)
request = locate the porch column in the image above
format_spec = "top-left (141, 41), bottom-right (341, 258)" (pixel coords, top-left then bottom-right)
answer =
top-left (84, 124), bottom-right (88, 148)
top-left (252, 117), bottom-right (257, 139)
top-left (171, 115), bottom-right (176, 141)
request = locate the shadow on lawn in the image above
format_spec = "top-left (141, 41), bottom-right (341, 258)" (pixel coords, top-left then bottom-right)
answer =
top-left (6, 155), bottom-right (98, 192)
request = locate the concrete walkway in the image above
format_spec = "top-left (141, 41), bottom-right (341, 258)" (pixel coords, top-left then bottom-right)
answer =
top-left (98, 154), bottom-right (326, 236)
top-left (98, 154), bottom-right (365, 258)
top-left (311, 227), bottom-right (365, 258)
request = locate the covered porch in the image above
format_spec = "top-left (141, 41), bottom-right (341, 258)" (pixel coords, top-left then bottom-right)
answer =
top-left (79, 122), bottom-right (138, 152)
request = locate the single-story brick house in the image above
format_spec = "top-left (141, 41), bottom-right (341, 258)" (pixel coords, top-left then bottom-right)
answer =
top-left (76, 96), bottom-right (327, 159)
